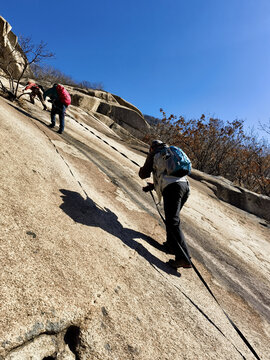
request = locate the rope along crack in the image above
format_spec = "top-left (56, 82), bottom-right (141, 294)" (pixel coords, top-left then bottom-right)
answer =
top-left (49, 111), bottom-right (261, 359)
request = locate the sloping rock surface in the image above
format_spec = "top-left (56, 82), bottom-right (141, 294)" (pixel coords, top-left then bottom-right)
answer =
top-left (0, 92), bottom-right (270, 360)
top-left (190, 169), bottom-right (270, 222)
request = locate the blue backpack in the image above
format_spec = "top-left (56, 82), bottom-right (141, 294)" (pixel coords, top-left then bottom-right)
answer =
top-left (160, 146), bottom-right (192, 177)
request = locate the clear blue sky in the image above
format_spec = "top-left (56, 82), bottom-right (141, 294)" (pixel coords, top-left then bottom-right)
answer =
top-left (1, 0), bottom-right (270, 141)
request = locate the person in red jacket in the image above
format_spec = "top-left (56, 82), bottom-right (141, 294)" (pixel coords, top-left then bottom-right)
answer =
top-left (23, 81), bottom-right (47, 110)
top-left (43, 84), bottom-right (70, 134)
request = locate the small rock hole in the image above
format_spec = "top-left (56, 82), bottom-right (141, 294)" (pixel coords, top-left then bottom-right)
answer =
top-left (64, 325), bottom-right (80, 359)
top-left (43, 357), bottom-right (56, 360)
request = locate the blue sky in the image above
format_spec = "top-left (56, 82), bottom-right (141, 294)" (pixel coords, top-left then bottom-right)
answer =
top-left (1, 0), bottom-right (270, 141)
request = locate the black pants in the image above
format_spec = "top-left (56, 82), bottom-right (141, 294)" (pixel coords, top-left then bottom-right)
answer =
top-left (51, 101), bottom-right (66, 132)
top-left (163, 181), bottom-right (191, 260)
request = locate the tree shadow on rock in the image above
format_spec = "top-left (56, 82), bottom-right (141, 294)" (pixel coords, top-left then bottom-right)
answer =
top-left (59, 189), bottom-right (180, 277)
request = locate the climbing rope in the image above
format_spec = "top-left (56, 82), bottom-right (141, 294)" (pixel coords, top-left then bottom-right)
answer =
top-left (68, 114), bottom-right (261, 359)
top-left (149, 190), bottom-right (261, 360)
top-left (42, 110), bottom-right (261, 360)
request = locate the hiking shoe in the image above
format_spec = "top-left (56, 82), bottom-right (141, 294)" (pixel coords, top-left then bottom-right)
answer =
top-left (57, 129), bottom-right (63, 134)
top-left (48, 123), bottom-right (55, 128)
top-left (167, 258), bottom-right (192, 269)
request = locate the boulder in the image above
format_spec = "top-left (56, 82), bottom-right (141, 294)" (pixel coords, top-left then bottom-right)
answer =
top-left (96, 101), bottom-right (149, 138)
top-left (69, 87), bottom-right (150, 139)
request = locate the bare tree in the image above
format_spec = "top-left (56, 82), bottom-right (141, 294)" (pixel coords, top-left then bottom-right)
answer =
top-left (0, 35), bottom-right (54, 100)
top-left (259, 119), bottom-right (270, 136)
top-left (77, 80), bottom-right (104, 90)
top-left (30, 64), bottom-right (104, 90)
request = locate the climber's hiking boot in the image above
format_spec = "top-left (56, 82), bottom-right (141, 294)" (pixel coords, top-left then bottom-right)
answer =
top-left (48, 123), bottom-right (55, 128)
top-left (168, 258), bottom-right (192, 269)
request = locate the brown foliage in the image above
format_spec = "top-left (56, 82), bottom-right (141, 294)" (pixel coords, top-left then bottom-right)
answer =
top-left (143, 109), bottom-right (270, 196)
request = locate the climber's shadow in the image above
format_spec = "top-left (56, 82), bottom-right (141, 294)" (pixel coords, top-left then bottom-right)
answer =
top-left (59, 189), bottom-right (180, 277)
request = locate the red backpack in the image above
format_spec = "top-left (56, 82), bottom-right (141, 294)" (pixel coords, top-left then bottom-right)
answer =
top-left (56, 85), bottom-right (71, 106)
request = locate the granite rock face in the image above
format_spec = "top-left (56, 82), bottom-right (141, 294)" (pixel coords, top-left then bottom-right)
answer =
top-left (0, 16), bottom-right (26, 79)
top-left (190, 169), bottom-right (270, 222)
top-left (69, 87), bottom-right (150, 139)
top-left (0, 90), bottom-right (269, 360)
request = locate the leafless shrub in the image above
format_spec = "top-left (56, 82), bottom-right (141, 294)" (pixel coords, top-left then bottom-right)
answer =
top-left (0, 36), bottom-right (54, 99)
top-left (31, 64), bottom-right (104, 90)
top-left (259, 119), bottom-right (270, 136)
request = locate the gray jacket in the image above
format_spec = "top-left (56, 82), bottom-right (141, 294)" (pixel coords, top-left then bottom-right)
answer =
top-left (139, 143), bottom-right (188, 202)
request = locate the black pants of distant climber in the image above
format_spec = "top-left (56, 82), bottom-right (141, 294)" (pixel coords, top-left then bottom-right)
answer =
top-left (163, 181), bottom-right (191, 260)
top-left (50, 100), bottom-right (67, 134)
